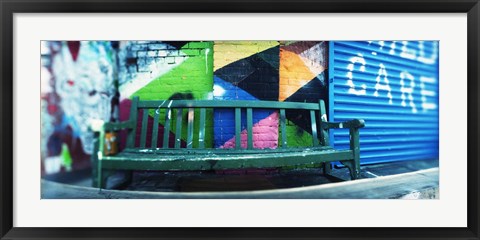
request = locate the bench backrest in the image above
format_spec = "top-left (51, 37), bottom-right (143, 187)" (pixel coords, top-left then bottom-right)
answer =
top-left (126, 96), bottom-right (330, 149)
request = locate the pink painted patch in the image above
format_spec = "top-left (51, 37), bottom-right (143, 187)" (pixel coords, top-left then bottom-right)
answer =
top-left (119, 98), bottom-right (132, 122)
top-left (118, 98), bottom-right (182, 150)
top-left (221, 112), bottom-right (279, 149)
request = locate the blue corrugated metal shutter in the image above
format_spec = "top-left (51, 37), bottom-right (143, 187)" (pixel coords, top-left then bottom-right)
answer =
top-left (329, 41), bottom-right (439, 164)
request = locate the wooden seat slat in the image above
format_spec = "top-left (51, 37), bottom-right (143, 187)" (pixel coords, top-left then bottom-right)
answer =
top-left (103, 149), bottom-right (353, 171)
top-left (151, 110), bottom-right (160, 148)
top-left (163, 108), bottom-right (171, 148)
top-left (137, 100), bottom-right (320, 110)
top-left (126, 97), bottom-right (138, 148)
top-left (140, 110), bottom-right (149, 148)
top-left (198, 108), bottom-right (206, 149)
top-left (175, 108), bottom-right (183, 149)
top-left (246, 108), bottom-right (253, 150)
top-left (310, 110), bottom-right (319, 146)
top-left (235, 108), bottom-right (241, 150)
top-left (319, 100), bottom-right (330, 146)
top-left (121, 145), bottom-right (333, 155)
top-left (280, 109), bottom-right (287, 148)
top-left (186, 108), bottom-right (194, 149)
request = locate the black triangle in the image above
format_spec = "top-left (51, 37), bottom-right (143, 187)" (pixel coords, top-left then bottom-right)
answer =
top-left (214, 46), bottom-right (279, 98)
top-left (166, 41), bottom-right (189, 49)
top-left (237, 64), bottom-right (279, 101)
top-left (214, 58), bottom-right (256, 85)
top-left (256, 46), bottom-right (280, 70)
top-left (283, 72), bottom-right (329, 134)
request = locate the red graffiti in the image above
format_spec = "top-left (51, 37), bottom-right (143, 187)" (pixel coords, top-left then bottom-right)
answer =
top-left (47, 104), bottom-right (58, 114)
top-left (67, 41), bottom-right (81, 61)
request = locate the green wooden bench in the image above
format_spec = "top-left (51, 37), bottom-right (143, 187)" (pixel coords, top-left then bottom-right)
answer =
top-left (90, 97), bottom-right (365, 189)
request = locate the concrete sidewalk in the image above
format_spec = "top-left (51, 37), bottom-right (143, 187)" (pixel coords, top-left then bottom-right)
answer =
top-left (41, 168), bottom-right (438, 199)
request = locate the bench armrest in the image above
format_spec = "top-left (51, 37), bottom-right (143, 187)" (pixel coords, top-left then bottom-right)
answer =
top-left (321, 119), bottom-right (365, 129)
top-left (89, 119), bottom-right (134, 132)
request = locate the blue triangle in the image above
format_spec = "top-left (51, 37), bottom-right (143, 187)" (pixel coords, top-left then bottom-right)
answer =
top-left (213, 76), bottom-right (276, 147)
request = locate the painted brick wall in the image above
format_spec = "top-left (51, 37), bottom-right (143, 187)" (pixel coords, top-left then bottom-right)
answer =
top-left (212, 41), bottom-right (328, 149)
top-left (213, 41), bottom-right (280, 149)
top-left (42, 41), bottom-right (118, 175)
top-left (279, 41), bottom-right (328, 147)
top-left (118, 41), bottom-right (214, 149)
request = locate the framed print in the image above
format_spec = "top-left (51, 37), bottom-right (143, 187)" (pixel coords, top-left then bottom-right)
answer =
top-left (1, 0), bottom-right (479, 239)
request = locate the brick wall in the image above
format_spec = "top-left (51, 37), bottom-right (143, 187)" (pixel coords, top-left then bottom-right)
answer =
top-left (279, 41), bottom-right (328, 147)
top-left (118, 41), bottom-right (214, 149)
top-left (213, 41), bottom-right (280, 149)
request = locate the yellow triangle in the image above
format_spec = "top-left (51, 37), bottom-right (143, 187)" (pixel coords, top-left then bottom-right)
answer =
top-left (213, 41), bottom-right (279, 71)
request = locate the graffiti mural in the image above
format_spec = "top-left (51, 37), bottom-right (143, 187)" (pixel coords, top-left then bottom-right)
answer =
top-left (118, 41), bottom-right (214, 149)
top-left (279, 41), bottom-right (329, 147)
top-left (213, 41), bottom-right (280, 149)
top-left (41, 41), bottom-right (118, 174)
top-left (51, 41), bottom-right (117, 154)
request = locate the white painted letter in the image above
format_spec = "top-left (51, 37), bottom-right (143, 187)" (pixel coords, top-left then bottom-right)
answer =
top-left (400, 41), bottom-right (417, 60)
top-left (420, 76), bottom-right (437, 111)
top-left (346, 53), bottom-right (367, 95)
top-left (400, 71), bottom-right (417, 113)
top-left (417, 41), bottom-right (438, 65)
top-left (373, 63), bottom-right (393, 104)
top-left (389, 41), bottom-right (397, 55)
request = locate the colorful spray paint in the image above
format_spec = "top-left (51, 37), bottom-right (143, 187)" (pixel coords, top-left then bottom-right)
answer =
top-left (118, 41), bottom-right (214, 149)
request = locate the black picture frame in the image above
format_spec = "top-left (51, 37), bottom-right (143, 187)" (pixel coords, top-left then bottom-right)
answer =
top-left (1, 0), bottom-right (479, 239)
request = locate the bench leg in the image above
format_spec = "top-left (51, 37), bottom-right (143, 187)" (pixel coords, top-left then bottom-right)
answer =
top-left (322, 162), bottom-right (345, 182)
top-left (98, 169), bottom-right (114, 189)
top-left (346, 127), bottom-right (361, 180)
top-left (340, 160), bottom-right (360, 180)
top-left (95, 156), bottom-right (110, 189)
top-left (92, 161), bottom-right (100, 188)
top-left (91, 132), bottom-right (105, 188)
top-left (96, 168), bottom-right (105, 189)
top-left (323, 162), bottom-right (332, 175)
top-left (91, 154), bottom-right (102, 188)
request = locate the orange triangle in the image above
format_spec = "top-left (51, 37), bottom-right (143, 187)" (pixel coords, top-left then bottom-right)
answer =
top-left (279, 49), bottom-right (316, 101)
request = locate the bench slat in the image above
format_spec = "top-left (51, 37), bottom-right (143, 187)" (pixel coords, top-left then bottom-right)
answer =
top-left (280, 109), bottom-right (287, 148)
top-left (137, 100), bottom-right (320, 110)
top-left (163, 108), bottom-right (171, 148)
top-left (198, 108), bottom-right (206, 149)
top-left (235, 108), bottom-right (241, 150)
top-left (246, 108), bottom-right (253, 149)
top-left (319, 100), bottom-right (330, 146)
top-left (151, 110), bottom-right (159, 148)
top-left (187, 108), bottom-right (194, 149)
top-left (175, 108), bottom-right (183, 148)
top-left (122, 145), bottom-right (333, 155)
top-left (126, 96), bottom-right (139, 148)
top-left (140, 109), bottom-right (149, 148)
top-left (102, 149), bottom-right (353, 171)
top-left (310, 110), bottom-right (319, 146)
